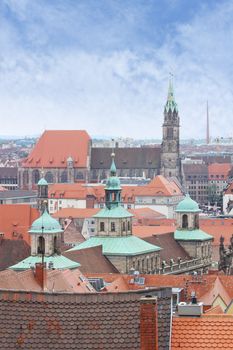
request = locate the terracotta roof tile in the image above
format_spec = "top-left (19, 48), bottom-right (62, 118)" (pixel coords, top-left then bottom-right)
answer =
top-left (22, 130), bottom-right (90, 168)
top-left (208, 163), bottom-right (231, 180)
top-left (172, 315), bottom-right (233, 349)
top-left (0, 288), bottom-right (171, 349)
top-left (133, 225), bottom-right (175, 237)
top-left (53, 207), bottom-right (100, 219)
top-left (0, 204), bottom-right (39, 244)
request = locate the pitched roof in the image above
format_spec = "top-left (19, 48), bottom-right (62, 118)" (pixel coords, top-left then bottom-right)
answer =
top-left (53, 207), bottom-right (100, 219)
top-left (0, 204), bottom-right (39, 244)
top-left (91, 147), bottom-right (161, 169)
top-left (49, 183), bottom-right (89, 199)
top-left (0, 239), bottom-right (30, 270)
top-left (93, 205), bottom-right (133, 218)
top-left (183, 163), bottom-right (208, 176)
top-left (147, 175), bottom-right (182, 196)
top-left (10, 254), bottom-right (80, 271)
top-left (0, 268), bottom-right (95, 293)
top-left (175, 229), bottom-right (213, 241)
top-left (22, 130), bottom-right (90, 168)
top-left (64, 246), bottom-right (119, 274)
top-left (172, 315), bottom-right (233, 349)
top-left (69, 236), bottom-right (161, 256)
top-left (133, 225), bottom-right (175, 237)
top-left (143, 233), bottom-right (190, 262)
top-left (0, 288), bottom-right (171, 350)
top-left (208, 162), bottom-right (231, 180)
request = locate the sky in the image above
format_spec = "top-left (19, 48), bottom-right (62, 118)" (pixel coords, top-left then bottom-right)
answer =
top-left (0, 0), bottom-right (233, 139)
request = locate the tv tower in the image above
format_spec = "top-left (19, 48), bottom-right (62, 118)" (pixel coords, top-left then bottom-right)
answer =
top-left (206, 101), bottom-right (210, 144)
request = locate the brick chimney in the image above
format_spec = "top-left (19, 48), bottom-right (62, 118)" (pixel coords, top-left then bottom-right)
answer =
top-left (140, 295), bottom-right (159, 350)
top-left (34, 262), bottom-right (46, 290)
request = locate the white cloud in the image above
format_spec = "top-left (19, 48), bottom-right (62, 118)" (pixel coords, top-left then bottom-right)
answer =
top-left (0, 0), bottom-right (233, 139)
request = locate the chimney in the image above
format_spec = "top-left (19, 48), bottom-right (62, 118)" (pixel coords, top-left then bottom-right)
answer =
top-left (34, 262), bottom-right (46, 290)
top-left (140, 295), bottom-right (159, 350)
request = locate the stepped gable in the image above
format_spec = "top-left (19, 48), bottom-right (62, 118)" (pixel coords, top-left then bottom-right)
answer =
top-left (22, 130), bottom-right (90, 168)
top-left (0, 288), bottom-right (171, 350)
top-left (91, 146), bottom-right (161, 169)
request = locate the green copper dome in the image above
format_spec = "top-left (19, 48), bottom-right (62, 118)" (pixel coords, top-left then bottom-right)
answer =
top-left (38, 178), bottom-right (48, 186)
top-left (29, 209), bottom-right (63, 234)
top-left (176, 194), bottom-right (201, 213)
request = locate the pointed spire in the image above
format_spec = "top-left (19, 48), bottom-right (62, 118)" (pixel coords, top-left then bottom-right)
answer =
top-left (167, 78), bottom-right (174, 102)
top-left (110, 152), bottom-right (117, 176)
top-left (165, 75), bottom-right (178, 113)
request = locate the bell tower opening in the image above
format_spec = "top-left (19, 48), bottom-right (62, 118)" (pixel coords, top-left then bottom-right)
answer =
top-left (38, 236), bottom-right (45, 254)
top-left (182, 214), bottom-right (188, 229)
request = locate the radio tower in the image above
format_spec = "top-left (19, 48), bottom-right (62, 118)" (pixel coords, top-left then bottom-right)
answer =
top-left (206, 101), bottom-right (210, 144)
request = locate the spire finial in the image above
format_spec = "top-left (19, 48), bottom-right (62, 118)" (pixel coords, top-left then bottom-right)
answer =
top-left (110, 152), bottom-right (116, 176)
top-left (168, 72), bottom-right (174, 101)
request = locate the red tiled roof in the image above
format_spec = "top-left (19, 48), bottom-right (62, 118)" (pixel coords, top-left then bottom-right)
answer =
top-left (22, 130), bottom-right (90, 168)
top-left (129, 207), bottom-right (166, 218)
top-left (53, 207), bottom-right (100, 219)
top-left (133, 225), bottom-right (175, 237)
top-left (172, 315), bottom-right (233, 349)
top-left (0, 288), bottom-right (171, 349)
top-left (200, 218), bottom-right (233, 247)
top-left (0, 205), bottom-right (39, 244)
top-left (208, 163), bottom-right (232, 180)
top-left (0, 268), bottom-right (95, 293)
top-left (49, 183), bottom-right (89, 199)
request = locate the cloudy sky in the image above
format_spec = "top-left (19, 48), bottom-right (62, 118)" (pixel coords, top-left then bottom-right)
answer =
top-left (0, 0), bottom-right (232, 139)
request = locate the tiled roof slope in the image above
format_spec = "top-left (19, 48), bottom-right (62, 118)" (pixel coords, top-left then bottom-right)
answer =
top-left (0, 288), bottom-right (171, 350)
top-left (91, 147), bottom-right (161, 169)
top-left (143, 232), bottom-right (190, 262)
top-left (0, 205), bottom-right (39, 244)
top-left (172, 315), bottom-right (233, 349)
top-left (53, 207), bottom-right (100, 218)
top-left (22, 130), bottom-right (90, 168)
top-left (0, 239), bottom-right (30, 270)
top-left (63, 246), bottom-right (119, 273)
top-left (208, 162), bottom-right (231, 180)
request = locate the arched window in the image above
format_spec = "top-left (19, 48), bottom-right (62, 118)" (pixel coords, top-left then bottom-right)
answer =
top-left (195, 214), bottom-right (199, 229)
top-left (54, 236), bottom-right (58, 254)
top-left (38, 236), bottom-right (45, 254)
top-left (100, 222), bottom-right (105, 231)
top-left (23, 170), bottom-right (29, 187)
top-left (60, 170), bottom-right (68, 183)
top-left (76, 172), bottom-right (84, 180)
top-left (122, 222), bottom-right (126, 231)
top-left (111, 222), bottom-right (115, 232)
top-left (127, 221), bottom-right (130, 231)
top-left (45, 171), bottom-right (54, 183)
top-left (32, 169), bottom-right (40, 184)
top-left (182, 214), bottom-right (188, 229)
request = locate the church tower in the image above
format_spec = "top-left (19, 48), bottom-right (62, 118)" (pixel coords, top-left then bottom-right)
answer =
top-left (160, 79), bottom-right (181, 180)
